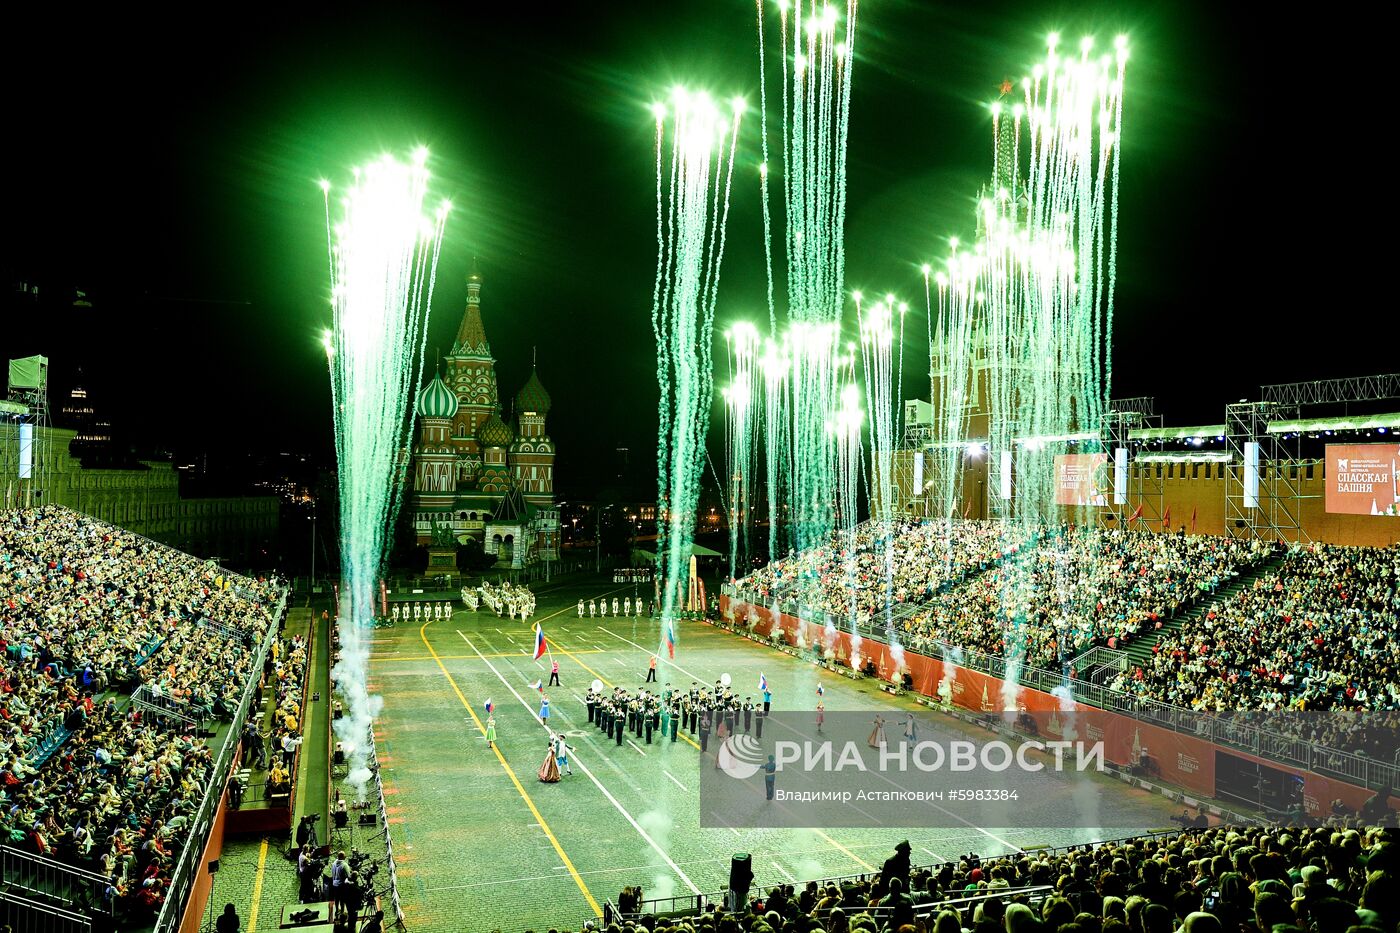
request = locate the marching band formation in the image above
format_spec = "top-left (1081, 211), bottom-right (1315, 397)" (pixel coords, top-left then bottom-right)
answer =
top-left (466, 581), bottom-right (537, 619)
top-left (583, 679), bottom-right (770, 752)
top-left (388, 581), bottom-right (539, 623)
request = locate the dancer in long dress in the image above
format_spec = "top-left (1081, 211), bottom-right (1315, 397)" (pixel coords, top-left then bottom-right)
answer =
top-left (538, 735), bottom-right (561, 783)
top-left (554, 734), bottom-right (573, 776)
top-left (867, 715), bottom-right (887, 749)
top-left (815, 700), bottom-right (825, 733)
top-left (485, 715), bottom-right (497, 749)
top-left (903, 712), bottom-right (918, 744)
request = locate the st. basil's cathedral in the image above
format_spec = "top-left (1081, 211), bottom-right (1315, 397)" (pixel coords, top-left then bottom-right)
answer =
top-left (409, 266), bottom-right (559, 568)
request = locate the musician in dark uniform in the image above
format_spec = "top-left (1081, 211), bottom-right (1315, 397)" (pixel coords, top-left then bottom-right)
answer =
top-left (743, 698), bottom-right (754, 733)
top-left (699, 709), bottom-right (711, 752)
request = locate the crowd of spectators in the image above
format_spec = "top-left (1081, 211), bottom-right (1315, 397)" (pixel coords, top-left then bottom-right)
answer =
top-left (735, 520), bottom-right (1270, 671)
top-left (560, 822), bottom-right (1400, 933)
top-left (737, 521), bottom-right (1038, 624)
top-left (1116, 544), bottom-right (1400, 713)
top-left (0, 506), bottom-right (284, 922)
top-left (893, 529), bottom-right (1272, 669)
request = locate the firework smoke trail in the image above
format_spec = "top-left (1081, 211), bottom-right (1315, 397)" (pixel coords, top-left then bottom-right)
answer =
top-left (322, 149), bottom-right (449, 793)
top-left (653, 89), bottom-right (743, 634)
top-left (757, 0), bottom-right (860, 557)
top-left (759, 338), bottom-right (790, 564)
top-left (722, 323), bottom-right (761, 581)
top-left (831, 379), bottom-right (862, 644)
top-left (927, 35), bottom-right (1127, 697)
top-left (931, 35), bottom-right (1125, 529)
top-left (756, 1), bottom-right (777, 337)
top-left (856, 293), bottom-right (900, 638)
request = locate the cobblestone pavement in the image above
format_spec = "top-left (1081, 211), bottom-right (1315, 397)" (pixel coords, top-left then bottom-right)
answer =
top-left (347, 575), bottom-right (1184, 932)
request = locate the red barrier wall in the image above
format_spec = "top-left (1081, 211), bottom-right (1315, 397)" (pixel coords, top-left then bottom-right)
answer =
top-left (177, 783), bottom-right (231, 933)
top-left (720, 596), bottom-right (1396, 819)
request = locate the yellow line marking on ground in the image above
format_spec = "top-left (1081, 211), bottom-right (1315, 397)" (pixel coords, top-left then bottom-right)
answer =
top-left (247, 838), bottom-right (269, 932)
top-left (815, 830), bottom-right (875, 872)
top-left (372, 649), bottom-right (603, 663)
top-left (419, 619), bottom-right (601, 918)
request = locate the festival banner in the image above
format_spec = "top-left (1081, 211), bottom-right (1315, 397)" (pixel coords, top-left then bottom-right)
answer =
top-left (1326, 444), bottom-right (1400, 516)
top-left (1053, 453), bottom-right (1108, 506)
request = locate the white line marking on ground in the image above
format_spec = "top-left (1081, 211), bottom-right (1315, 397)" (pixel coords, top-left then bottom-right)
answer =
top-left (627, 740), bottom-right (646, 756)
top-left (663, 770), bottom-right (687, 791)
top-left (601, 625), bottom-right (1023, 852)
top-left (772, 862), bottom-right (796, 883)
top-left (458, 631), bottom-right (701, 895)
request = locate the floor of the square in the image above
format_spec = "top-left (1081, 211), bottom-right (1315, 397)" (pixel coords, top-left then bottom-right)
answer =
top-left (226, 575), bottom-right (1185, 933)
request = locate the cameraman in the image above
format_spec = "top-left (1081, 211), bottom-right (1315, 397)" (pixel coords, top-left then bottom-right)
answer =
top-left (296, 813), bottom-right (320, 853)
top-left (297, 849), bottom-right (325, 903)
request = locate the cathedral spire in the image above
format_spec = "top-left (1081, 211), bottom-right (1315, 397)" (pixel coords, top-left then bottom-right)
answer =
top-left (454, 261), bottom-right (489, 354)
top-left (992, 80), bottom-right (1018, 204)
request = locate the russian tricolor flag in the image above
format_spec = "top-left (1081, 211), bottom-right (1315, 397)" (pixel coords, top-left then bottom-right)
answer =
top-left (484, 698), bottom-right (494, 714)
top-left (665, 618), bottom-right (676, 659)
top-left (759, 672), bottom-right (768, 692)
top-left (533, 623), bottom-right (547, 661)
top-left (816, 684), bottom-right (824, 697)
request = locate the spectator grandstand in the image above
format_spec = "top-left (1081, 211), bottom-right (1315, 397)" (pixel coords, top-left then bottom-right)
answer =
top-left (1117, 544), bottom-right (1400, 712)
top-left (585, 822), bottom-right (1400, 933)
top-left (739, 521), bottom-right (1039, 623)
top-left (0, 506), bottom-right (285, 929)
top-left (734, 522), bottom-right (1277, 670)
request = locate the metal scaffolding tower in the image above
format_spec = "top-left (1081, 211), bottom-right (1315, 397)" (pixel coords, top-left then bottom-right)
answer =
top-left (3, 355), bottom-right (51, 510)
top-left (1230, 372), bottom-right (1399, 542)
top-left (1100, 397), bottom-right (1164, 531)
top-left (1224, 400), bottom-right (1309, 543)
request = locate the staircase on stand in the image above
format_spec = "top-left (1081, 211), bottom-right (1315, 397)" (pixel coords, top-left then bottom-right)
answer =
top-left (1119, 552), bottom-right (1289, 676)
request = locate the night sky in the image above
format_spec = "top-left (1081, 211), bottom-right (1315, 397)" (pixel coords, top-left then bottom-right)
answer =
top-left (1, 2), bottom-right (1385, 499)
